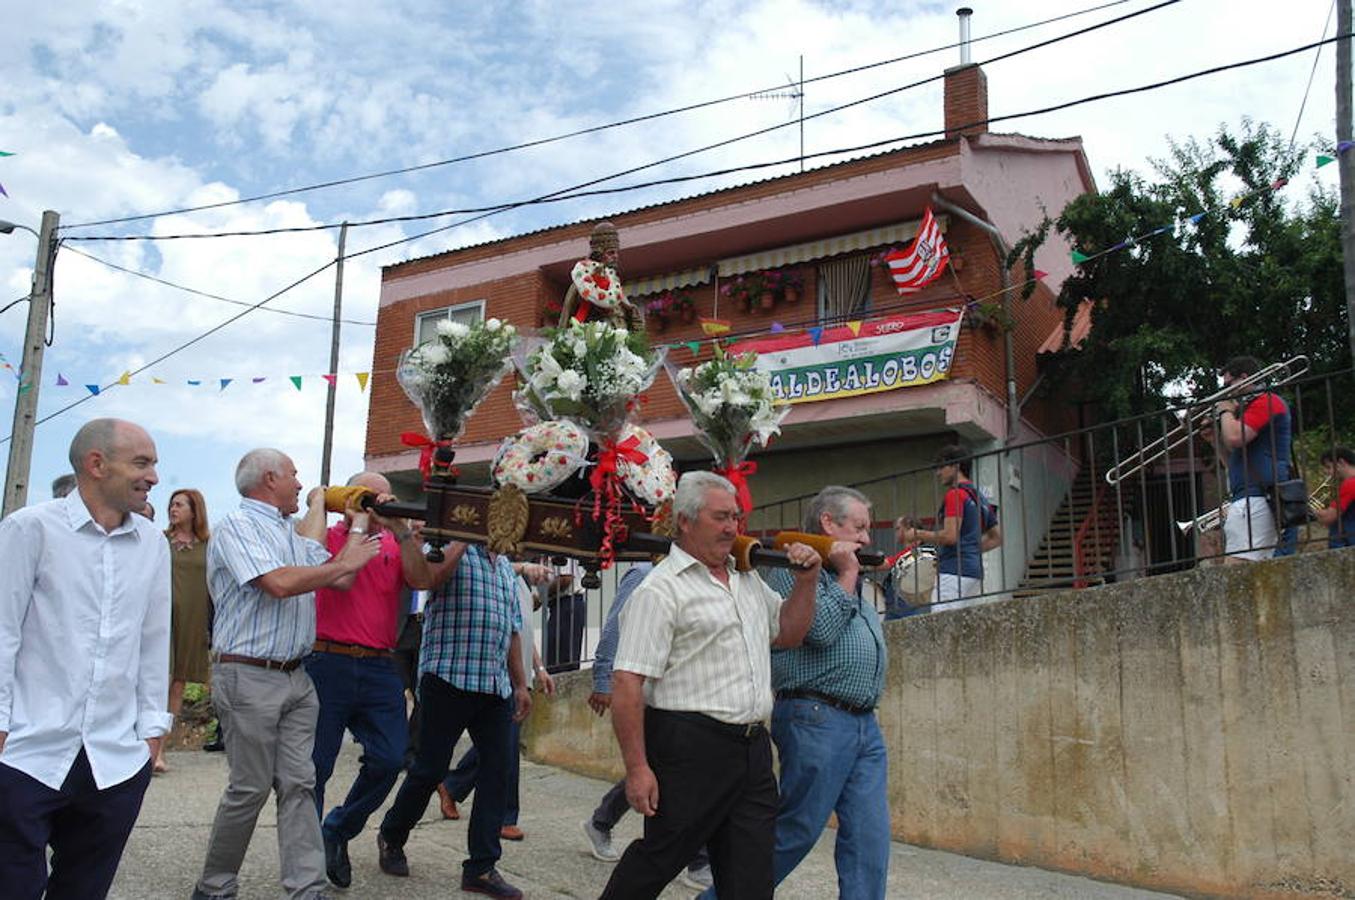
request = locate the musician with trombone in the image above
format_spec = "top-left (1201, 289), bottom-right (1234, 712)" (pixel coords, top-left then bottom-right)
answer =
top-left (897, 444), bottom-right (1001, 608)
top-left (1202, 356), bottom-right (1294, 563)
top-left (1313, 447), bottom-right (1355, 549)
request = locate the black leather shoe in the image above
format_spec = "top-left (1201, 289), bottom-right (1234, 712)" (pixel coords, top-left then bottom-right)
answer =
top-left (377, 832), bottom-right (408, 877)
top-left (324, 831), bottom-right (352, 888)
top-left (461, 868), bottom-right (523, 898)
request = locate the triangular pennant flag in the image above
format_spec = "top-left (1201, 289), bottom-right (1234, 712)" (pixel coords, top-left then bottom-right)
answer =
top-left (86, 384), bottom-right (101, 395)
top-left (1339, 140), bottom-right (1355, 154)
top-left (356, 372), bottom-right (370, 392)
top-left (219, 378), bottom-right (232, 391)
top-left (1270, 177), bottom-right (1288, 191)
top-left (1032, 270), bottom-right (1048, 280)
top-left (1189, 212), bottom-right (1206, 224)
top-left (1230, 196), bottom-right (1244, 209)
top-left (187, 379), bottom-right (202, 386)
top-left (846, 321), bottom-right (862, 337)
top-left (808, 326), bottom-right (825, 346)
top-left (699, 318), bottom-right (731, 336)
top-left (1070, 250), bottom-right (1089, 264)
top-left (56, 373), bottom-right (68, 386)
top-left (769, 321), bottom-right (785, 333)
top-left (1317, 154), bottom-right (1336, 167)
top-left (0, 151), bottom-right (14, 157)
top-left (252, 376), bottom-right (267, 384)
top-left (0, 182), bottom-right (8, 198)
top-left (290, 376), bottom-right (303, 391)
top-left (17, 382), bottom-right (31, 395)
top-left (152, 377), bottom-right (166, 384)
top-left (321, 374), bottom-right (337, 386)
top-left (116, 371), bottom-right (131, 386)
top-left (684, 341), bottom-right (701, 355)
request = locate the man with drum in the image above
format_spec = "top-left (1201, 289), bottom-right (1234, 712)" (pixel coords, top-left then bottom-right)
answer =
top-left (898, 444), bottom-right (1001, 609)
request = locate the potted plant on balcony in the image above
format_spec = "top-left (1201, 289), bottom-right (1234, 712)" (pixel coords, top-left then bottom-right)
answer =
top-left (674, 288), bottom-right (697, 323)
top-left (781, 268), bottom-right (805, 305)
top-left (644, 292), bottom-right (674, 331)
top-left (758, 270), bottom-right (780, 311)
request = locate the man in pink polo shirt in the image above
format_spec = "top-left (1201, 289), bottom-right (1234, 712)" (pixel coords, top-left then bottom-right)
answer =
top-left (307, 471), bottom-right (435, 890)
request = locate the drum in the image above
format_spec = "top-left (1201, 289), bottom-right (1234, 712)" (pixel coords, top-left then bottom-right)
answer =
top-left (891, 547), bottom-right (937, 607)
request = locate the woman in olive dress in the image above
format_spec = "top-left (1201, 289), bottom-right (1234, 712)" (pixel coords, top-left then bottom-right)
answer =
top-left (158, 488), bottom-right (211, 772)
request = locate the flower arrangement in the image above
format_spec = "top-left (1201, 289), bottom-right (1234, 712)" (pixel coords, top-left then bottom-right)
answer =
top-left (670, 346), bottom-right (788, 468)
top-left (515, 319), bottom-right (664, 439)
top-left (719, 268), bottom-right (803, 312)
top-left (398, 317), bottom-right (519, 440)
top-left (643, 288), bottom-right (697, 329)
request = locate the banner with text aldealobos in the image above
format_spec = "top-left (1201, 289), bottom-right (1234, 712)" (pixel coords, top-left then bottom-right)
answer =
top-left (728, 308), bottom-right (964, 404)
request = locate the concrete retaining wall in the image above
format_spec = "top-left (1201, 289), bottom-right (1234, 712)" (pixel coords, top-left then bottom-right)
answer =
top-left (523, 549), bottom-right (1355, 898)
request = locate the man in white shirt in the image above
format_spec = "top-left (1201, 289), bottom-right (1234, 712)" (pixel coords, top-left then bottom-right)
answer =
top-left (600, 471), bottom-right (822, 900)
top-left (0, 417), bottom-right (171, 900)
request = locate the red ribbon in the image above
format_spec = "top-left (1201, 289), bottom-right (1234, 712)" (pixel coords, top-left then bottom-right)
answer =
top-left (573, 300), bottom-right (592, 323)
top-left (589, 435), bottom-right (649, 568)
top-left (715, 460), bottom-right (758, 524)
top-left (401, 432), bottom-right (457, 479)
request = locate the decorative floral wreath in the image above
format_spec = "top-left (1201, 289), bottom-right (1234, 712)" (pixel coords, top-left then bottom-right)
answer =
top-left (492, 420), bottom-right (589, 494)
top-left (616, 424), bottom-right (676, 505)
top-left (571, 259), bottom-right (626, 310)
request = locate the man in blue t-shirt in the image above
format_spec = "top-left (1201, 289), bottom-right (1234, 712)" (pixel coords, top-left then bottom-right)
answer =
top-left (898, 444), bottom-right (1001, 610)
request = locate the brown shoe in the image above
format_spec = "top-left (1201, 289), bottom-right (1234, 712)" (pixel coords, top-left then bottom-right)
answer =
top-left (499, 825), bottom-right (524, 841)
top-left (436, 783), bottom-right (460, 820)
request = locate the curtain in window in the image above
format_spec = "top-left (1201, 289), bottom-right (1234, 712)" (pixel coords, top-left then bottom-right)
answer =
top-left (818, 254), bottom-right (871, 321)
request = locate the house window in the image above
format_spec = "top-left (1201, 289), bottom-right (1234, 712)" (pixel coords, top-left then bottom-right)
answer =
top-left (413, 300), bottom-right (485, 346)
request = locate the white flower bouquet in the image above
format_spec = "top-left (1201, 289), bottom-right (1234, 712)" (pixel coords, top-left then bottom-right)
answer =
top-left (514, 319), bottom-right (664, 439)
top-left (398, 317), bottom-right (519, 440)
top-left (670, 347), bottom-right (788, 468)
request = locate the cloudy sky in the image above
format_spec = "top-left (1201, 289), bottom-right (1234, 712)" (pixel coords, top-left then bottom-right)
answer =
top-left (0, 0), bottom-right (1344, 522)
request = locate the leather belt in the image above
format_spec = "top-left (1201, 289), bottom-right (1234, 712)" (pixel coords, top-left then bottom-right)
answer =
top-left (313, 640), bottom-right (392, 659)
top-left (776, 689), bottom-right (874, 715)
top-left (651, 708), bottom-right (767, 742)
top-left (216, 653), bottom-right (304, 672)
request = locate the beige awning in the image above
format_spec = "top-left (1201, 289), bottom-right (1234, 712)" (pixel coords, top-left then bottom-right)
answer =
top-left (716, 216), bottom-right (945, 277)
top-left (626, 266), bottom-right (714, 298)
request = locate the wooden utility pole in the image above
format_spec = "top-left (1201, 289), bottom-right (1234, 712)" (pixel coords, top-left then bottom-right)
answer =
top-left (1339, 0), bottom-right (1355, 364)
top-left (319, 222), bottom-right (348, 487)
top-left (2, 210), bottom-right (59, 518)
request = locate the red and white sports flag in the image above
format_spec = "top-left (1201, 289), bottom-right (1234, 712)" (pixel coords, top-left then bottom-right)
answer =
top-left (883, 208), bottom-right (949, 294)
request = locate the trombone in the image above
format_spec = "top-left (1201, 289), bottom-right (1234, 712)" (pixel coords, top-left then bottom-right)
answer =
top-left (1105, 356), bottom-right (1310, 486)
top-left (1175, 474), bottom-right (1331, 534)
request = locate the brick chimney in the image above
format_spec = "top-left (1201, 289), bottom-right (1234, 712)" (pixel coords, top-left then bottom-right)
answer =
top-left (943, 8), bottom-right (987, 140)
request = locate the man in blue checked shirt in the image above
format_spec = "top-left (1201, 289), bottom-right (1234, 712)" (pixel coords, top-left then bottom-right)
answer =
top-left (581, 564), bottom-right (713, 891)
top-left (376, 542), bottom-right (532, 900)
top-left (702, 485), bottom-right (889, 900)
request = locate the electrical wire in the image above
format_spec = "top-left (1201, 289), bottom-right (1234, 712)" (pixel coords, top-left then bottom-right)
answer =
top-left (58, 0), bottom-right (1146, 230)
top-left (66, 0), bottom-right (1183, 245)
top-left (64, 245), bottom-right (376, 326)
top-left (0, 295), bottom-right (29, 316)
top-left (1287, 0), bottom-right (1337, 159)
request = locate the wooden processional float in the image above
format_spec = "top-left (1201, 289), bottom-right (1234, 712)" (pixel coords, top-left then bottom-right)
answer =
top-left (326, 469), bottom-right (885, 589)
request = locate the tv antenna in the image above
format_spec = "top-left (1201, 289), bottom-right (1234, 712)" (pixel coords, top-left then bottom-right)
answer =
top-left (748, 55), bottom-right (805, 172)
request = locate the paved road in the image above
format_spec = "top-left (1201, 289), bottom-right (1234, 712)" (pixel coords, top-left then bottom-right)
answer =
top-left (113, 742), bottom-right (1180, 899)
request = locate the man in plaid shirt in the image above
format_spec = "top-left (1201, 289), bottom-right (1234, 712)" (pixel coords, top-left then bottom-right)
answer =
top-left (376, 542), bottom-right (531, 899)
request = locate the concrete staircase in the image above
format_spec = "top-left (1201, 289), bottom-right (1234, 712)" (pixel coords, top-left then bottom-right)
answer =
top-left (1014, 467), bottom-right (1119, 598)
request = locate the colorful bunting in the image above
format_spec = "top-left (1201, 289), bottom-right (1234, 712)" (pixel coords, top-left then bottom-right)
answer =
top-left (699, 318), bottom-right (731, 336)
top-left (846, 321), bottom-right (863, 336)
top-left (1070, 250), bottom-right (1090, 264)
top-left (1032, 270), bottom-right (1048, 280)
top-left (1339, 140), bottom-right (1355, 154)
top-left (86, 384), bottom-right (100, 395)
top-left (1318, 154), bottom-right (1336, 167)
top-left (116, 371), bottom-right (131, 386)
top-left (0, 182), bottom-right (8, 199)
top-left (152, 377), bottom-right (166, 384)
top-left (684, 341), bottom-right (701, 355)
top-left (56, 373), bottom-right (68, 386)
top-left (219, 378), bottom-right (232, 391)
top-left (17, 382), bottom-right (31, 395)
top-left (290, 376), bottom-right (304, 390)
top-left (252, 377), bottom-right (267, 384)
top-left (356, 372), bottom-right (370, 391)
top-left (187, 380), bottom-right (202, 386)
top-left (321, 374), bottom-right (337, 386)
top-left (0, 151), bottom-right (13, 157)
top-left (769, 321), bottom-right (785, 333)
top-left (808, 326), bottom-right (825, 346)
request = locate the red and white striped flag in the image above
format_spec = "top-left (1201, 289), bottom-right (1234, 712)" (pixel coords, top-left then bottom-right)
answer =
top-left (882, 208), bottom-right (949, 294)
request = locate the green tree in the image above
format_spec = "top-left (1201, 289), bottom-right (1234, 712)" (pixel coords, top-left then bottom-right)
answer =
top-left (1011, 120), bottom-right (1349, 419)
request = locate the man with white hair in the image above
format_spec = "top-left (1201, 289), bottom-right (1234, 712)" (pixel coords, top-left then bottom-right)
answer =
top-left (193, 449), bottom-right (380, 900)
top-left (599, 471), bottom-right (823, 900)
top-left (0, 418), bottom-right (170, 900)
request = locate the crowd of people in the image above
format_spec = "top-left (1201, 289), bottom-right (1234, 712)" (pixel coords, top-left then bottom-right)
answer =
top-left (1, 356), bottom-right (1349, 899)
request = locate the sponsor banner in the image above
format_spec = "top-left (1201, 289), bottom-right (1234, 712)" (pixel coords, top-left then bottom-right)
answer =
top-left (728, 309), bottom-right (963, 404)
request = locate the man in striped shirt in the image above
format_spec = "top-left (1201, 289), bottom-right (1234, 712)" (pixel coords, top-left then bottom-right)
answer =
top-left (600, 471), bottom-right (822, 900)
top-left (193, 449), bottom-right (380, 900)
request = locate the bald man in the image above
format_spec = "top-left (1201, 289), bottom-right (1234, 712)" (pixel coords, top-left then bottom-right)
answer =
top-left (308, 473), bottom-right (437, 890)
top-left (0, 418), bottom-right (170, 899)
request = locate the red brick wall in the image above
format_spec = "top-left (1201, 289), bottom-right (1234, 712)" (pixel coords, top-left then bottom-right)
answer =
top-left (944, 65), bottom-right (989, 140)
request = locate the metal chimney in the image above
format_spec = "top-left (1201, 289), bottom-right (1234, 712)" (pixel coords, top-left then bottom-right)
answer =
top-left (957, 7), bottom-right (974, 65)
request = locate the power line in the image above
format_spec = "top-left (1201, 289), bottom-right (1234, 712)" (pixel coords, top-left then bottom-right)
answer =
top-left (64, 245), bottom-right (376, 326)
top-left (7, 26), bottom-right (1336, 444)
top-left (58, 0), bottom-right (1149, 231)
top-left (0, 295), bottom-right (29, 317)
top-left (66, 0), bottom-right (1182, 246)
top-left (1287, 0), bottom-right (1337, 158)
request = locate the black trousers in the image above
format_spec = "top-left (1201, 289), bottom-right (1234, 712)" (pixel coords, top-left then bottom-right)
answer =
top-left (600, 708), bottom-right (777, 900)
top-left (392, 612), bottom-right (423, 764)
top-left (0, 748), bottom-right (152, 900)
top-left (544, 592), bottom-right (588, 673)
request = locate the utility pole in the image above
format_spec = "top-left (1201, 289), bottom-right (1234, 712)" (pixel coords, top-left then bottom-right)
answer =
top-left (1339, 0), bottom-right (1355, 364)
top-left (2, 210), bottom-right (59, 518)
top-left (319, 222), bottom-right (348, 487)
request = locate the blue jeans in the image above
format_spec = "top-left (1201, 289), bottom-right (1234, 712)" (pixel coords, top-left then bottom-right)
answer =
top-left (306, 651), bottom-right (409, 841)
top-left (443, 717), bottom-right (521, 825)
top-left (700, 697), bottom-right (890, 900)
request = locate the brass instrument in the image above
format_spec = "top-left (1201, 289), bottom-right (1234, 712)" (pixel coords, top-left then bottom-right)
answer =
top-left (1308, 475), bottom-right (1333, 513)
top-left (1175, 474), bottom-right (1332, 534)
top-left (1105, 356), bottom-right (1310, 486)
